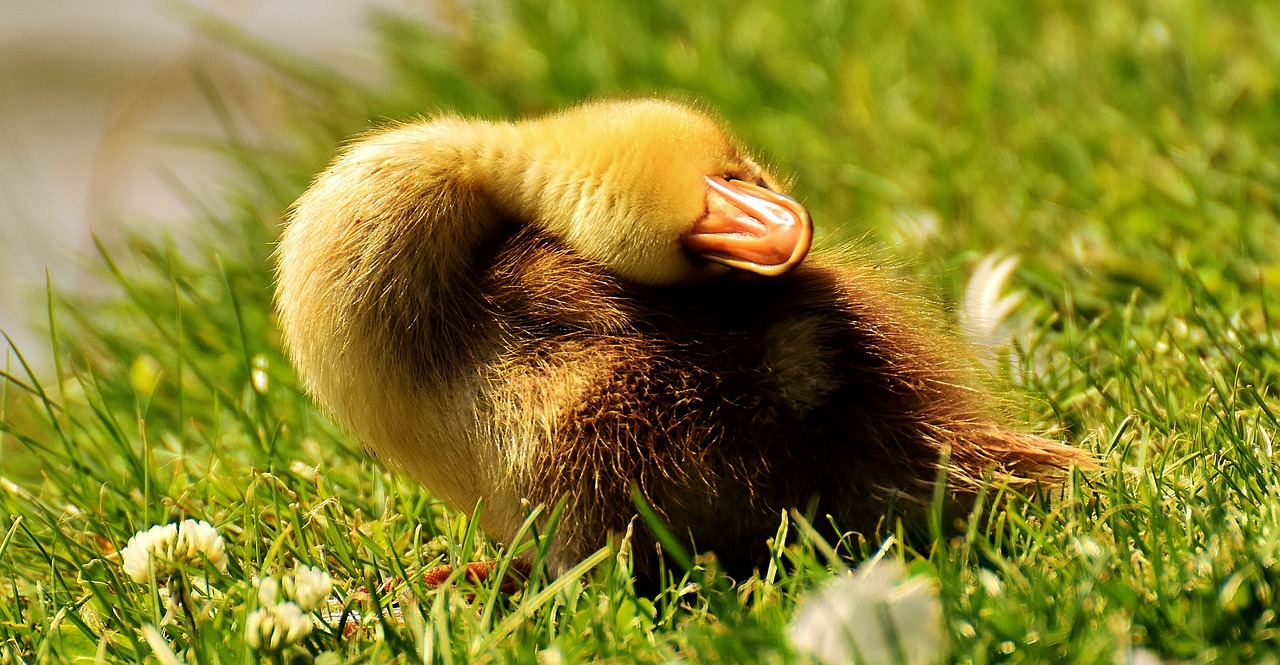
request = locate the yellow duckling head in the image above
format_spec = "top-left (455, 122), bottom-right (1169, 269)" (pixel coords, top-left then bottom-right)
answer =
top-left (495, 99), bottom-right (812, 285)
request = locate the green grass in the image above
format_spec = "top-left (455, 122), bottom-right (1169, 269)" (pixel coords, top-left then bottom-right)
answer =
top-left (3, 0), bottom-right (1280, 661)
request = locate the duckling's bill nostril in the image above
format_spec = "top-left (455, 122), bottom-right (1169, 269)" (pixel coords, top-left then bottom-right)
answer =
top-left (683, 176), bottom-right (813, 277)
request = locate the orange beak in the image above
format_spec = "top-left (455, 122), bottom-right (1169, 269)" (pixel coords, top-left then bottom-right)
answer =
top-left (682, 176), bottom-right (812, 277)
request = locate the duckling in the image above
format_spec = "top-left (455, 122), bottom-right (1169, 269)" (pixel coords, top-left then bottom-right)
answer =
top-left (276, 99), bottom-right (1084, 577)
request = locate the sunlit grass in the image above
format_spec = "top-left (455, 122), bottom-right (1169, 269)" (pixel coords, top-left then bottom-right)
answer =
top-left (2, 0), bottom-right (1280, 661)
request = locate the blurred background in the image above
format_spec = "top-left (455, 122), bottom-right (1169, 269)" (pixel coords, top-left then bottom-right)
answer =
top-left (4, 0), bottom-right (1278, 370)
top-left (0, 0), bottom-right (419, 363)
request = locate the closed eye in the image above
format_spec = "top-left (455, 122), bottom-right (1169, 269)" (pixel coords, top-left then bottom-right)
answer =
top-left (721, 173), bottom-right (772, 191)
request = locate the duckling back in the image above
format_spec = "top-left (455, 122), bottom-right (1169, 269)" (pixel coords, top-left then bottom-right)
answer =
top-left (469, 226), bottom-right (1079, 574)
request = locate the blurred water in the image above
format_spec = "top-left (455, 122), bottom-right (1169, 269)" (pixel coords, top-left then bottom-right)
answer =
top-left (0, 0), bottom-right (418, 371)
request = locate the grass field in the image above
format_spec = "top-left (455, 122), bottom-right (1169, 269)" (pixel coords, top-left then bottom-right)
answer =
top-left (3, 0), bottom-right (1280, 662)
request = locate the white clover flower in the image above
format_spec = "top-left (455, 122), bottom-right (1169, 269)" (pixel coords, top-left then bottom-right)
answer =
top-left (122, 523), bottom-right (177, 582)
top-left (121, 519), bottom-right (229, 584)
top-left (959, 254), bottom-right (1025, 352)
top-left (246, 602), bottom-right (313, 652)
top-left (255, 565), bottom-right (334, 613)
top-left (890, 208), bottom-right (941, 246)
top-left (282, 565), bottom-right (334, 612)
top-left (1124, 647), bottom-right (1165, 665)
top-left (289, 460), bottom-right (319, 483)
top-left (790, 559), bottom-right (947, 665)
top-left (257, 576), bottom-right (281, 606)
top-left (251, 354), bottom-right (270, 394)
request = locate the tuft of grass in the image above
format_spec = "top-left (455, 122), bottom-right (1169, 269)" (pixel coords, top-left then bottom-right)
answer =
top-left (2, 0), bottom-right (1280, 661)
